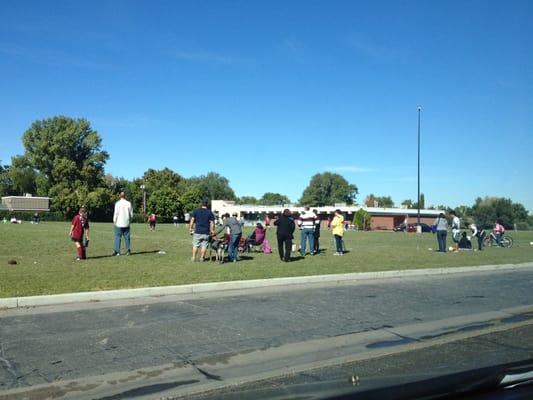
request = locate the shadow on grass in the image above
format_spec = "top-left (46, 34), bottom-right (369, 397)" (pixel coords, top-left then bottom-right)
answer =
top-left (288, 256), bottom-right (305, 262)
top-left (204, 255), bottom-right (255, 264)
top-left (89, 250), bottom-right (161, 259)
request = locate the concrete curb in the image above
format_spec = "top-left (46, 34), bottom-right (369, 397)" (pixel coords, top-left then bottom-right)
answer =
top-left (2, 262), bottom-right (533, 310)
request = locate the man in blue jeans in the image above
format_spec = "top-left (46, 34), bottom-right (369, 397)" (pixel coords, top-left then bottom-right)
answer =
top-left (298, 207), bottom-right (317, 256)
top-left (113, 192), bottom-right (133, 256)
top-left (219, 212), bottom-right (242, 262)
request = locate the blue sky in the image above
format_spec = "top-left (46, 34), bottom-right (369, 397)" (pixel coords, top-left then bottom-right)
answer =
top-left (1, 0), bottom-right (532, 210)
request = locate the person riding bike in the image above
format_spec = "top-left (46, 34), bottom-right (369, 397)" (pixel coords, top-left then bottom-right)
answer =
top-left (493, 219), bottom-right (505, 247)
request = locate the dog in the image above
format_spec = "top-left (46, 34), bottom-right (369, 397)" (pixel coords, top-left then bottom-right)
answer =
top-left (209, 235), bottom-right (227, 263)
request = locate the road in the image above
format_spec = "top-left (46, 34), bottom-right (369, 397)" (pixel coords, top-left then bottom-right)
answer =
top-left (1, 267), bottom-right (532, 399)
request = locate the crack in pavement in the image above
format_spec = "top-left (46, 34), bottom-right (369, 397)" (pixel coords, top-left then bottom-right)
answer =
top-left (175, 353), bottom-right (223, 382)
top-left (0, 343), bottom-right (27, 388)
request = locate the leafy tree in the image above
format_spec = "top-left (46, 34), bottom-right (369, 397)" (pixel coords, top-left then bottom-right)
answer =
top-left (376, 196), bottom-right (394, 208)
top-left (412, 193), bottom-right (425, 209)
top-left (365, 194), bottom-right (394, 208)
top-left (428, 204), bottom-right (449, 212)
top-left (299, 172), bottom-right (358, 206)
top-left (238, 196), bottom-right (259, 205)
top-left (142, 168), bottom-right (183, 193)
top-left (187, 172), bottom-right (236, 201)
top-left (146, 187), bottom-right (181, 218)
top-left (6, 156), bottom-right (37, 195)
top-left (0, 163), bottom-right (14, 196)
top-left (260, 192), bottom-right (290, 205)
top-left (179, 186), bottom-right (203, 214)
top-left (512, 203), bottom-right (528, 222)
top-left (18, 116), bottom-right (109, 215)
top-left (104, 175), bottom-right (143, 213)
top-left (401, 199), bottom-right (413, 208)
top-left (353, 209), bottom-right (372, 231)
top-left (364, 194), bottom-right (377, 207)
top-left (84, 187), bottom-right (115, 220)
top-left (471, 197), bottom-right (529, 229)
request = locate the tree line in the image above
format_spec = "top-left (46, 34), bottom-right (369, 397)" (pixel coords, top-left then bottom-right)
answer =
top-left (1, 116), bottom-right (530, 228)
top-left (0, 116), bottom-right (358, 221)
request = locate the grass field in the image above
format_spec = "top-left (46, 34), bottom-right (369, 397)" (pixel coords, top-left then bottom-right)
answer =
top-left (1, 222), bottom-right (532, 298)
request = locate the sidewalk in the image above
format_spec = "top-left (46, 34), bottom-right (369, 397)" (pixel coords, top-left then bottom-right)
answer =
top-left (1, 262), bottom-right (532, 310)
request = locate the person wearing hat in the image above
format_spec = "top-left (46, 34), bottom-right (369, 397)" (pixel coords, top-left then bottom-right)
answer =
top-left (219, 212), bottom-right (243, 262)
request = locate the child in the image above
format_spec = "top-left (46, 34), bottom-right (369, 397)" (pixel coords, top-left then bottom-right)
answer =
top-left (148, 213), bottom-right (157, 231)
top-left (70, 207), bottom-right (90, 260)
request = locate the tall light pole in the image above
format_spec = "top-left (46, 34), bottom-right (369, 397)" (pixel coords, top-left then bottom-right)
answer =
top-left (417, 105), bottom-right (422, 227)
top-left (140, 184), bottom-right (146, 214)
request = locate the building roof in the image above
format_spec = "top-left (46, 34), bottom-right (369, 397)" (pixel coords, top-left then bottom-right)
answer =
top-left (211, 200), bottom-right (443, 217)
top-left (1, 196), bottom-right (51, 211)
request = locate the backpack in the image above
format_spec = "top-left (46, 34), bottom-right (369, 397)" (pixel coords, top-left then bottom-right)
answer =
top-left (263, 239), bottom-right (272, 254)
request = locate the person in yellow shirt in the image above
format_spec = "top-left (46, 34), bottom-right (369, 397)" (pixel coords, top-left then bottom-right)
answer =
top-left (331, 209), bottom-right (345, 255)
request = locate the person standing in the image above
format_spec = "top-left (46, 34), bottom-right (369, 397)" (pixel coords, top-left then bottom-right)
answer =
top-left (148, 212), bottom-right (157, 231)
top-left (274, 209), bottom-right (295, 262)
top-left (450, 211), bottom-right (461, 252)
top-left (331, 209), bottom-right (345, 255)
top-left (32, 212), bottom-right (40, 224)
top-left (313, 209), bottom-right (321, 254)
top-left (434, 213), bottom-right (448, 253)
top-left (469, 223), bottom-right (486, 251)
top-left (113, 191), bottom-right (133, 256)
top-left (219, 212), bottom-right (243, 262)
top-left (298, 206), bottom-right (317, 256)
top-left (70, 206), bottom-right (90, 260)
top-left (189, 200), bottom-right (215, 261)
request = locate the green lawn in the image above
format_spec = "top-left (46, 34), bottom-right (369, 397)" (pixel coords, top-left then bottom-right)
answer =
top-left (1, 222), bottom-right (532, 298)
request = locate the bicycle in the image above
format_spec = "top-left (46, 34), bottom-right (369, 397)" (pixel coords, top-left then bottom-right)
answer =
top-left (483, 232), bottom-right (513, 248)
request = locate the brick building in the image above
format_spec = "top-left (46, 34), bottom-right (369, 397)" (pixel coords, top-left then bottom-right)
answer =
top-left (211, 200), bottom-right (441, 231)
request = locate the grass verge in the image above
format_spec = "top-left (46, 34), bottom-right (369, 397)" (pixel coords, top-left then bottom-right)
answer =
top-left (1, 222), bottom-right (532, 297)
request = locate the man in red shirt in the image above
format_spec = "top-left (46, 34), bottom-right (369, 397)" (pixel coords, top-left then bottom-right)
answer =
top-left (69, 207), bottom-right (90, 260)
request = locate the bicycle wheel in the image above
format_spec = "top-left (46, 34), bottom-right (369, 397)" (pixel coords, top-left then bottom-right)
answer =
top-left (483, 235), bottom-right (492, 248)
top-left (501, 235), bottom-right (513, 248)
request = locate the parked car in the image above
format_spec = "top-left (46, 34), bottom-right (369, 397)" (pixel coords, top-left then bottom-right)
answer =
top-left (393, 223), bottom-right (432, 233)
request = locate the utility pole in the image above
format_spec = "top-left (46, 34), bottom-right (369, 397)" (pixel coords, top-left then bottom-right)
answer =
top-left (417, 105), bottom-right (422, 228)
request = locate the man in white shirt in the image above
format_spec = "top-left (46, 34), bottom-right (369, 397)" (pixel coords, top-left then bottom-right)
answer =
top-left (297, 207), bottom-right (318, 256)
top-left (113, 192), bottom-right (133, 256)
top-left (450, 210), bottom-right (461, 252)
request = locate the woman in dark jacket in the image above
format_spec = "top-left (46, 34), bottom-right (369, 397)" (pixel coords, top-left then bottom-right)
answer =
top-left (274, 209), bottom-right (296, 262)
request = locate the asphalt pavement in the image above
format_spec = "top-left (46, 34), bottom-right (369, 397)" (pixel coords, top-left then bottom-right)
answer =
top-left (183, 324), bottom-right (533, 400)
top-left (1, 267), bottom-right (532, 399)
